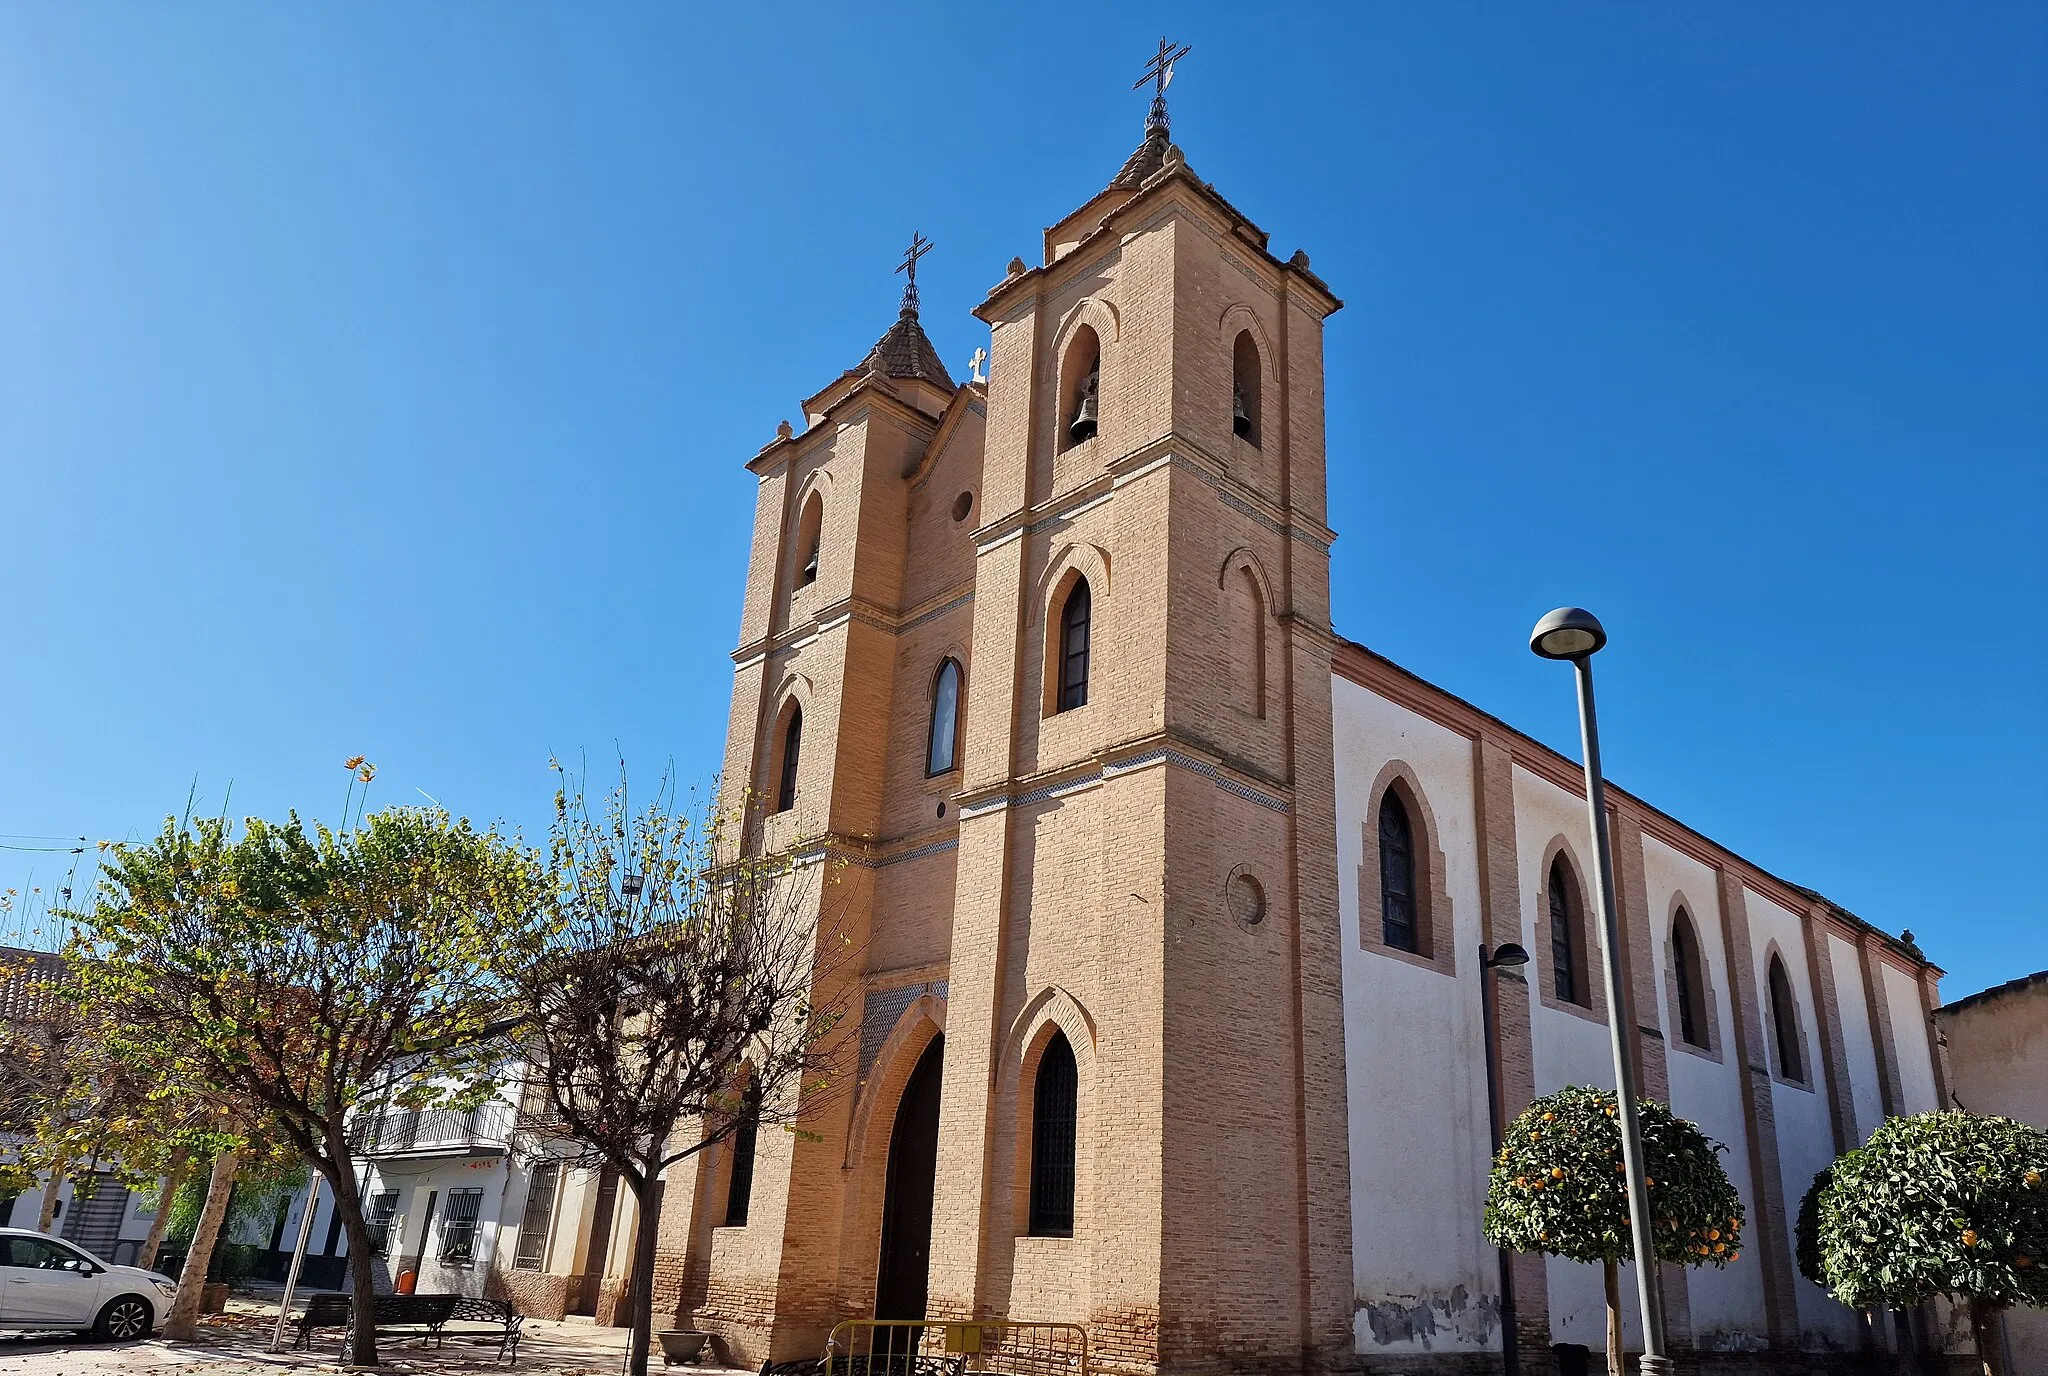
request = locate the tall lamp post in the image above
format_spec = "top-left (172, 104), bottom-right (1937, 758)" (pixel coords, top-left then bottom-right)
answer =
top-left (1479, 940), bottom-right (1531, 1376)
top-left (1529, 607), bottom-right (1672, 1376)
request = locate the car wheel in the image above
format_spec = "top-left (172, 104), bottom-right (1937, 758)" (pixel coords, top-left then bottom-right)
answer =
top-left (92, 1295), bottom-right (153, 1342)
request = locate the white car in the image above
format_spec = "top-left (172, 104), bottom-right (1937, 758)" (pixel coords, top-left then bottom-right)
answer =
top-left (0, 1227), bottom-right (176, 1341)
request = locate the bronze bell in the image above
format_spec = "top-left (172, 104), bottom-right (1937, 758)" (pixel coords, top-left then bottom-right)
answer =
top-left (1232, 385), bottom-right (1253, 439)
top-left (1069, 366), bottom-right (1100, 444)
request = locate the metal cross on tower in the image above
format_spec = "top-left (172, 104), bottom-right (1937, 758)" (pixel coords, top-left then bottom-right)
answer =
top-left (1135, 37), bottom-right (1191, 138)
top-left (896, 231), bottom-right (933, 314)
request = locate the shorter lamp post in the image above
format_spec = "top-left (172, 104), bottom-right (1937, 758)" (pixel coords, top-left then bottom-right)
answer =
top-left (1530, 606), bottom-right (1672, 1376)
top-left (1479, 940), bottom-right (1531, 1376)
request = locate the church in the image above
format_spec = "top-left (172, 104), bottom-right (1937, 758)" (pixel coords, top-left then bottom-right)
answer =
top-left (513, 68), bottom-right (1949, 1376)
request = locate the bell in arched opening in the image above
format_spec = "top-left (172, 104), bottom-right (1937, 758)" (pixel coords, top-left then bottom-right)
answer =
top-left (1232, 384), bottom-right (1253, 439)
top-left (1068, 365), bottom-right (1099, 445)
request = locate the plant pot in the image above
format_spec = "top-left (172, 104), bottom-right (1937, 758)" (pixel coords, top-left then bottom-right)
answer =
top-left (657, 1330), bottom-right (709, 1366)
top-left (199, 1282), bottom-right (231, 1314)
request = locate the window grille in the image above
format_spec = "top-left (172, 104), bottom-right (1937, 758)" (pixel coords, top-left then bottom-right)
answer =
top-left (724, 1080), bottom-right (763, 1227)
top-left (438, 1188), bottom-right (485, 1265)
top-left (1057, 581), bottom-right (1091, 712)
top-left (1029, 1033), bottom-right (1078, 1237)
top-left (1378, 792), bottom-right (1417, 952)
top-left (1549, 858), bottom-right (1580, 1005)
top-left (1769, 956), bottom-right (1804, 1082)
top-left (513, 1163), bottom-right (560, 1270)
top-left (364, 1190), bottom-right (400, 1256)
top-left (776, 706), bottom-right (802, 812)
top-left (1673, 911), bottom-right (1707, 1048)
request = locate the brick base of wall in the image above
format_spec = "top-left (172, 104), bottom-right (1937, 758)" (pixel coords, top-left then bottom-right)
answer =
top-left (486, 1266), bottom-right (571, 1321)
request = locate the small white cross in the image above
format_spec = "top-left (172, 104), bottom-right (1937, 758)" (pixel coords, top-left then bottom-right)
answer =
top-left (969, 346), bottom-right (988, 384)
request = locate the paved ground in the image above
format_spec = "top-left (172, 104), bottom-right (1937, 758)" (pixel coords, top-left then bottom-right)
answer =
top-left (0, 1298), bottom-right (745, 1376)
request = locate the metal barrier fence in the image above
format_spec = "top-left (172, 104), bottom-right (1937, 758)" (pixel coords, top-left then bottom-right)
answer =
top-left (825, 1320), bottom-right (1087, 1376)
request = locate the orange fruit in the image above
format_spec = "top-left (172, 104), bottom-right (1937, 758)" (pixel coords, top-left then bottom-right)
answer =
top-left (1552, 1167), bottom-right (1565, 1180)
top-left (1962, 1230), bottom-right (1979, 1248)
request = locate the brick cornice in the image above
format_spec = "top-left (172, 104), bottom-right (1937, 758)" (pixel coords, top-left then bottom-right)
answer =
top-left (1332, 637), bottom-right (1942, 979)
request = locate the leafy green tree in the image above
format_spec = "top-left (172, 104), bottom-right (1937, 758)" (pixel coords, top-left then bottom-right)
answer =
top-left (1808, 1111), bottom-right (2048, 1376)
top-left (71, 805), bottom-right (540, 1366)
top-left (1484, 1085), bottom-right (1746, 1376)
top-left (505, 763), bottom-right (853, 1376)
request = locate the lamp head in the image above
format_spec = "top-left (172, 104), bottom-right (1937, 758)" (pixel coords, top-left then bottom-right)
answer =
top-left (1486, 942), bottom-right (1530, 969)
top-left (1530, 607), bottom-right (1607, 660)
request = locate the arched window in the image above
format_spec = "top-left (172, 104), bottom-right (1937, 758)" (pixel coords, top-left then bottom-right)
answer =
top-left (1060, 327), bottom-right (1101, 451)
top-left (1231, 330), bottom-right (1261, 446)
top-left (1549, 856), bottom-right (1587, 1007)
top-left (1056, 579), bottom-right (1091, 712)
top-left (1028, 1031), bottom-right (1077, 1237)
top-left (1227, 565), bottom-right (1265, 718)
top-left (1672, 909), bottom-right (1708, 1048)
top-left (775, 703), bottom-right (802, 813)
top-left (794, 491), bottom-right (823, 589)
top-left (927, 659), bottom-right (962, 775)
top-left (1768, 955), bottom-right (1804, 1083)
top-left (723, 1077), bottom-right (763, 1227)
top-left (1378, 791), bottom-right (1418, 953)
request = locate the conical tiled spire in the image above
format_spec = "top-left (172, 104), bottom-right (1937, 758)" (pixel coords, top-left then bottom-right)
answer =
top-left (857, 302), bottom-right (954, 388)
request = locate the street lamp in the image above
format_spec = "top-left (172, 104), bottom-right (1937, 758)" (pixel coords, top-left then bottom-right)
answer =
top-left (1479, 941), bottom-right (1530, 1376)
top-left (1529, 607), bottom-right (1673, 1376)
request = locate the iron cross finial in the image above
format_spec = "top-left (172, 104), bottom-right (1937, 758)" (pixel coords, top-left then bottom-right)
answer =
top-left (1134, 37), bottom-right (1191, 138)
top-left (896, 231), bottom-right (933, 315)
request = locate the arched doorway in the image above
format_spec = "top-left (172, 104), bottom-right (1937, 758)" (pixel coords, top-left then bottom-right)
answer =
top-left (875, 1034), bottom-right (944, 1319)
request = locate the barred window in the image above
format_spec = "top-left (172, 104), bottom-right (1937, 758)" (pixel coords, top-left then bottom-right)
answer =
top-left (364, 1190), bottom-right (400, 1256)
top-left (437, 1188), bottom-right (485, 1265)
top-left (1057, 580), bottom-right (1091, 713)
top-left (1028, 1032), bottom-right (1078, 1237)
top-left (775, 705), bottom-right (802, 813)
top-left (724, 1079), bottom-right (763, 1227)
top-left (1673, 910), bottom-right (1708, 1048)
top-left (1378, 791), bottom-right (1417, 953)
top-left (1768, 955), bottom-right (1805, 1083)
top-left (512, 1163), bottom-right (560, 1271)
top-left (1549, 856), bottom-right (1586, 1007)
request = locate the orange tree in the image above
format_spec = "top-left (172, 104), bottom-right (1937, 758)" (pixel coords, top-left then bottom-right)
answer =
top-left (1484, 1085), bottom-right (1745, 1376)
top-left (1807, 1111), bottom-right (2048, 1376)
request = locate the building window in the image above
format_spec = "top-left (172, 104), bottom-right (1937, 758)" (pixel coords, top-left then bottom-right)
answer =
top-left (512, 1163), bottom-right (559, 1271)
top-left (1548, 856), bottom-right (1589, 1007)
top-left (364, 1190), bottom-right (400, 1256)
top-left (1056, 580), bottom-right (1091, 713)
top-left (1231, 329), bottom-right (1261, 445)
top-left (1768, 954), bottom-right (1805, 1083)
top-left (437, 1188), bottom-right (485, 1265)
top-left (1378, 791), bottom-right (1418, 953)
top-left (1673, 910), bottom-right (1708, 1048)
top-left (1060, 327), bottom-right (1101, 451)
top-left (1028, 1032), bottom-right (1078, 1237)
top-left (927, 659), bottom-right (962, 775)
top-left (775, 703), bottom-right (802, 813)
top-left (794, 491), bottom-right (823, 589)
top-left (724, 1079), bottom-right (763, 1227)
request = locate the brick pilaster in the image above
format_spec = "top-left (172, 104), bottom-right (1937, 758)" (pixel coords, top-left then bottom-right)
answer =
top-left (1857, 933), bottom-right (1905, 1118)
top-left (1714, 868), bottom-right (1798, 1347)
top-left (1800, 906), bottom-right (1855, 1153)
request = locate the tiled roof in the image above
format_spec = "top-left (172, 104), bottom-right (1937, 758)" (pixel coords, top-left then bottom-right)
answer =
top-left (1110, 131), bottom-right (1171, 189)
top-left (0, 946), bottom-right (66, 1022)
top-left (859, 308), bottom-right (954, 388)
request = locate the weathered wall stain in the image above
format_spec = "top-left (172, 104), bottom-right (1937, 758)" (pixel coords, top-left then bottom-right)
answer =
top-left (1357, 1284), bottom-right (1500, 1349)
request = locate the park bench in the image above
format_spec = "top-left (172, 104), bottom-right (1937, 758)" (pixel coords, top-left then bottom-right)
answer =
top-left (293, 1292), bottom-right (523, 1365)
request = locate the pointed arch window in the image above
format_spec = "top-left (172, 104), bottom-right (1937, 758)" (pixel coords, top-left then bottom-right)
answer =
top-left (1060, 327), bottom-right (1101, 451)
top-left (927, 659), bottom-right (962, 775)
top-left (1378, 791), bottom-right (1418, 953)
top-left (1549, 856), bottom-right (1587, 1007)
top-left (1056, 580), bottom-right (1091, 712)
top-left (1028, 1032), bottom-right (1077, 1237)
top-left (1231, 329), bottom-right (1262, 446)
top-left (775, 704), bottom-right (802, 813)
top-left (794, 492), bottom-right (823, 590)
top-left (723, 1077), bottom-right (763, 1227)
top-left (1672, 910), bottom-right (1709, 1048)
top-left (1768, 955), bottom-right (1805, 1083)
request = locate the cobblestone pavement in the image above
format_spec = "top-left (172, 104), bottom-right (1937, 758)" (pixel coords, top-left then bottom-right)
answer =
top-left (0, 1300), bottom-right (741, 1376)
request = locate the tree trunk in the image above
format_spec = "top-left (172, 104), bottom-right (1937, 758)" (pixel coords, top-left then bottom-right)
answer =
top-left (162, 1147), bottom-right (241, 1341)
top-left (137, 1149), bottom-right (194, 1271)
top-left (1603, 1258), bottom-right (1623, 1376)
top-left (623, 1166), bottom-right (663, 1376)
top-left (320, 1130), bottom-right (384, 1369)
top-left (1968, 1295), bottom-right (2006, 1376)
top-left (34, 1152), bottom-right (69, 1232)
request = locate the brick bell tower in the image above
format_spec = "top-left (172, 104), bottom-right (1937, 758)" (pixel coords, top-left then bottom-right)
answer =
top-left (918, 54), bottom-right (1355, 1376)
top-left (677, 50), bottom-right (1354, 1376)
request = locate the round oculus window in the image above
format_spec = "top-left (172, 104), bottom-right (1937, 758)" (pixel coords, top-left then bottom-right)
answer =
top-left (951, 491), bottom-right (974, 523)
top-left (1226, 867), bottom-right (1266, 928)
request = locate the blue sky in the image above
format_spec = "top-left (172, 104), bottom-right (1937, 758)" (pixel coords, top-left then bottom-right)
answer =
top-left (0, 5), bottom-right (2040, 999)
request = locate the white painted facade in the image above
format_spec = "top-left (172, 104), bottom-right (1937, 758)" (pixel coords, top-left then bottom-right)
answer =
top-left (1329, 652), bottom-right (1949, 1366)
